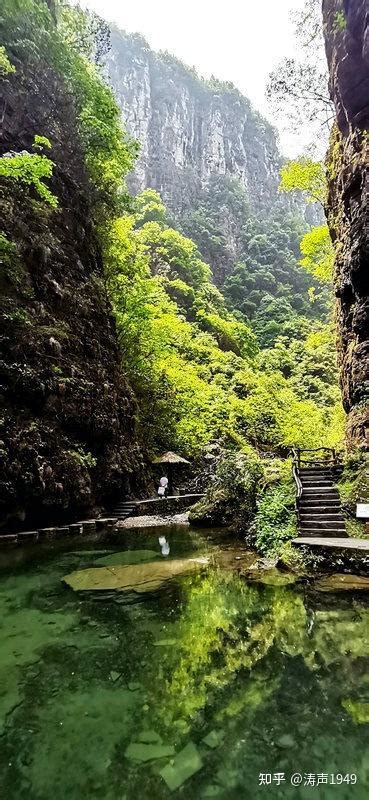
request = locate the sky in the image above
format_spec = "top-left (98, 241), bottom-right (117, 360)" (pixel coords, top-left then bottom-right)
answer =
top-left (81, 0), bottom-right (308, 155)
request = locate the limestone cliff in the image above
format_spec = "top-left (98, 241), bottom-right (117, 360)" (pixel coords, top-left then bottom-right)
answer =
top-left (323, 0), bottom-right (369, 449)
top-left (0, 38), bottom-right (144, 530)
top-left (106, 30), bottom-right (282, 216)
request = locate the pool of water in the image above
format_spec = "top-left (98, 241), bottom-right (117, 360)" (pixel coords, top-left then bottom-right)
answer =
top-left (1, 525), bottom-right (369, 799)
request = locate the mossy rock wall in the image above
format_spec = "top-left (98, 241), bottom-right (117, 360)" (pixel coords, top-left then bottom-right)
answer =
top-left (323, 0), bottom-right (369, 449)
top-left (0, 38), bottom-right (145, 530)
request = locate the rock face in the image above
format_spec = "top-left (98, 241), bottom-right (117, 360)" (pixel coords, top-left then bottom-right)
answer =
top-left (106, 30), bottom-right (282, 215)
top-left (0, 48), bottom-right (144, 529)
top-left (323, 0), bottom-right (369, 449)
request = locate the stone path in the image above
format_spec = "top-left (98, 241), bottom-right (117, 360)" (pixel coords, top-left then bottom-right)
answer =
top-left (110, 494), bottom-right (203, 521)
top-left (293, 536), bottom-right (369, 551)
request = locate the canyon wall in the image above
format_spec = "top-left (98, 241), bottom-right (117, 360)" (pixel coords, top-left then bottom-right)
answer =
top-left (323, 0), bottom-right (369, 448)
top-left (106, 29), bottom-right (282, 216)
top-left (0, 38), bottom-right (144, 530)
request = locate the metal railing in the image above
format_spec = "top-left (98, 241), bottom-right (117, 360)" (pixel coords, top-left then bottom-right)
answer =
top-left (291, 450), bottom-right (303, 521)
top-left (292, 447), bottom-right (343, 469)
top-left (291, 447), bottom-right (344, 524)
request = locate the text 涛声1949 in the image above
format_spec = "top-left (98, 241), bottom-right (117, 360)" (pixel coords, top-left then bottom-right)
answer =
top-left (258, 772), bottom-right (357, 787)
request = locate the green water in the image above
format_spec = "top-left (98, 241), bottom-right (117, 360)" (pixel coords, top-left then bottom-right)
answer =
top-left (1, 525), bottom-right (369, 799)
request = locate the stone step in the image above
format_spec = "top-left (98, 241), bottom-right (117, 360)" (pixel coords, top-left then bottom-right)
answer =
top-left (301, 500), bottom-right (341, 506)
top-left (302, 488), bottom-right (339, 495)
top-left (300, 514), bottom-right (345, 521)
top-left (297, 531), bottom-right (348, 538)
top-left (300, 523), bottom-right (346, 531)
top-left (300, 516), bottom-right (346, 525)
top-left (300, 467), bottom-right (332, 474)
top-left (299, 470), bottom-right (334, 476)
top-left (301, 480), bottom-right (335, 489)
top-left (300, 522), bottom-right (345, 528)
top-left (300, 519), bottom-right (346, 526)
top-left (302, 499), bottom-right (341, 506)
top-left (300, 525), bottom-right (346, 534)
top-left (300, 491), bottom-right (341, 506)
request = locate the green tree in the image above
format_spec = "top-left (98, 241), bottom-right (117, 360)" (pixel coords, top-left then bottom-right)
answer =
top-left (300, 225), bottom-right (334, 282)
top-left (280, 159), bottom-right (327, 205)
top-left (0, 44), bottom-right (15, 74)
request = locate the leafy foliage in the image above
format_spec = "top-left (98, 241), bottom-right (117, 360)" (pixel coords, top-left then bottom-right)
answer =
top-left (1, 0), bottom-right (137, 220)
top-left (0, 148), bottom-right (57, 207)
top-left (0, 44), bottom-right (15, 74)
top-left (189, 449), bottom-right (264, 528)
top-left (279, 159), bottom-right (334, 291)
top-left (105, 189), bottom-right (344, 456)
top-left (280, 160), bottom-right (327, 205)
top-left (32, 135), bottom-right (52, 151)
top-left (300, 225), bottom-right (334, 282)
top-left (255, 483), bottom-right (297, 556)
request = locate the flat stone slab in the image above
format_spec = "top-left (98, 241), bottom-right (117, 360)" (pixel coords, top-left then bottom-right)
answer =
top-left (94, 549), bottom-right (159, 567)
top-left (96, 518), bottom-right (117, 528)
top-left (63, 556), bottom-right (209, 594)
top-left (126, 494), bottom-right (203, 506)
top-left (293, 537), bottom-right (369, 551)
top-left (159, 741), bottom-right (203, 791)
top-left (125, 742), bottom-right (175, 762)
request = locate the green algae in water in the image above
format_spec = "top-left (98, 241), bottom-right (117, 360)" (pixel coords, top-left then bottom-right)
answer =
top-left (1, 526), bottom-right (369, 799)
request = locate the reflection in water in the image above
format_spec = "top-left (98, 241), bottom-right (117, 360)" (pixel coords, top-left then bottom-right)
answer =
top-left (0, 526), bottom-right (369, 799)
top-left (159, 535), bottom-right (170, 557)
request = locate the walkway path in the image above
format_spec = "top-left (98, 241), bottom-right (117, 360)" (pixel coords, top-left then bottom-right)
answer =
top-left (110, 494), bottom-right (204, 521)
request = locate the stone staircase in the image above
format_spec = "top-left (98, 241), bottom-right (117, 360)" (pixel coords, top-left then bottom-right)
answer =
top-left (298, 465), bottom-right (347, 538)
top-left (110, 500), bottom-right (137, 521)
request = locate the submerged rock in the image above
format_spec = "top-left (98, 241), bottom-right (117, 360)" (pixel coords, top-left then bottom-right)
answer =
top-left (314, 574), bottom-right (369, 592)
top-left (63, 557), bottom-right (209, 594)
top-left (276, 733), bottom-right (296, 749)
top-left (124, 742), bottom-right (175, 762)
top-left (159, 741), bottom-right (203, 791)
top-left (94, 550), bottom-right (159, 566)
top-left (241, 563), bottom-right (297, 586)
top-left (137, 730), bottom-right (163, 744)
top-left (202, 729), bottom-right (225, 749)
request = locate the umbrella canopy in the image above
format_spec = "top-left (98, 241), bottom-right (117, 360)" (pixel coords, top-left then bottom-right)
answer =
top-left (152, 451), bottom-right (190, 465)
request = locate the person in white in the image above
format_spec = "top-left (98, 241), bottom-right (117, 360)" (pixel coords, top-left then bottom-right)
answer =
top-left (157, 475), bottom-right (168, 498)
